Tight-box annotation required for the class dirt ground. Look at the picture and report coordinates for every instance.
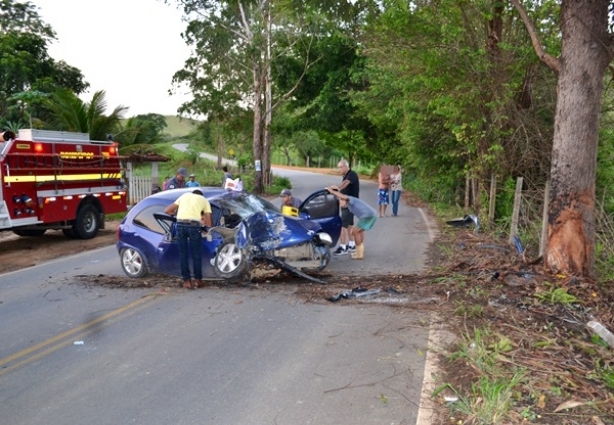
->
[2,186,613,424]
[0,222,121,274]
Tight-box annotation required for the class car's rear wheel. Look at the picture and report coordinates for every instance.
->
[214,240,248,281]
[120,247,148,278]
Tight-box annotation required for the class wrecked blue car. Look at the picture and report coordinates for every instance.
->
[116,187,342,282]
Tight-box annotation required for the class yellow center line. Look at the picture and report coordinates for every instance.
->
[0,292,166,374]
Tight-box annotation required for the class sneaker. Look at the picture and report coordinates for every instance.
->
[347,245,356,253]
[333,246,348,256]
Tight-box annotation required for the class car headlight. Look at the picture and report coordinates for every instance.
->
[314,232,332,246]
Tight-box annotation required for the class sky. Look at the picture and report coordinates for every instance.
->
[33,0,193,117]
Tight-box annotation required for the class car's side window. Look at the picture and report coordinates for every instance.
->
[132,205,167,235]
[302,193,339,219]
[210,205,221,225]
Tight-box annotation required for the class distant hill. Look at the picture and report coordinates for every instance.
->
[163,115,201,138]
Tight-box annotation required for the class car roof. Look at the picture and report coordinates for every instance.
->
[147,187,237,202]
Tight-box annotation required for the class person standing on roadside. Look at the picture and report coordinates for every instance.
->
[221,166,232,187]
[331,159,360,256]
[326,186,376,260]
[164,189,212,289]
[390,165,403,217]
[185,174,200,187]
[377,167,391,217]
[165,168,189,190]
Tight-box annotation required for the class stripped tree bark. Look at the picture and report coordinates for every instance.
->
[510,0,613,276]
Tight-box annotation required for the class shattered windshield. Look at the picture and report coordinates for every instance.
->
[216,193,280,219]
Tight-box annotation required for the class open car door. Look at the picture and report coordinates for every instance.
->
[298,189,342,246]
[152,212,223,278]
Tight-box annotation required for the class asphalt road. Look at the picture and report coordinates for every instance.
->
[0,167,435,425]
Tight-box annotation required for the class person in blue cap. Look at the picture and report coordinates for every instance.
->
[280,188,302,208]
[165,167,188,190]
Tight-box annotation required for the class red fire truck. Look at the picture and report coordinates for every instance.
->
[0,129,127,239]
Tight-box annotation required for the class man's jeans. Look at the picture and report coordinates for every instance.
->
[177,223,203,281]
[391,190,402,216]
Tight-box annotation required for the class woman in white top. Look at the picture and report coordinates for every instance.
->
[390,165,403,217]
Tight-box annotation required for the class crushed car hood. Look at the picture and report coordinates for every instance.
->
[236,211,323,251]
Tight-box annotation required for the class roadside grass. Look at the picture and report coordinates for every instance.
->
[426,207,614,424]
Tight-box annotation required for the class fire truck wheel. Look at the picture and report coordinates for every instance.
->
[120,248,148,278]
[13,229,47,237]
[75,204,100,239]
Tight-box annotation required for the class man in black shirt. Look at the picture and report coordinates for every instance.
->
[332,159,360,255]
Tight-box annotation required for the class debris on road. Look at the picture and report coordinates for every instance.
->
[446,214,479,230]
[326,287,381,302]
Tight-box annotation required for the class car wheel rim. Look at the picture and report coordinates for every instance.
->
[216,243,243,273]
[122,249,143,276]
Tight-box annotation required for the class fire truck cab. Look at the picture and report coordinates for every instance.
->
[0,129,127,239]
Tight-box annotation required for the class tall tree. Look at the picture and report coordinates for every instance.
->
[511,0,613,276]
[170,0,327,193]
[0,0,88,122]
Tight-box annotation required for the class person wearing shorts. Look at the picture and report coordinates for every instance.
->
[377,169,390,217]
[326,186,377,260]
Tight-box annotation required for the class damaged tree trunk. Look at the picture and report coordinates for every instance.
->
[546,1,610,276]
[512,0,612,277]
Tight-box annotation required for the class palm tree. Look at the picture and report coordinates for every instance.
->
[46,89,127,141]
[114,115,169,155]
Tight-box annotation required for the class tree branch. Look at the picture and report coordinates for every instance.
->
[509,0,560,73]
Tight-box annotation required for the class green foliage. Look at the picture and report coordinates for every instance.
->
[448,328,527,423]
[591,360,614,390]
[454,303,484,318]
[115,114,169,152]
[45,89,127,141]
[452,373,525,424]
[268,174,292,196]
[533,282,579,305]
[352,163,375,177]
[0,0,88,122]
[495,176,517,219]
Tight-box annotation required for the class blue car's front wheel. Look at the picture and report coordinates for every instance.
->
[214,240,248,281]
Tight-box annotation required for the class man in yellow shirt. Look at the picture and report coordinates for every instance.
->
[164,190,212,289]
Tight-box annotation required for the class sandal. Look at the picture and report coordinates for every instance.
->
[182,280,195,290]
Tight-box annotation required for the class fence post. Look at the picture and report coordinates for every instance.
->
[539,180,550,257]
[488,174,497,226]
[464,173,470,212]
[508,176,523,245]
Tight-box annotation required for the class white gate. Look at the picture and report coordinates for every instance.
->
[128,175,153,206]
